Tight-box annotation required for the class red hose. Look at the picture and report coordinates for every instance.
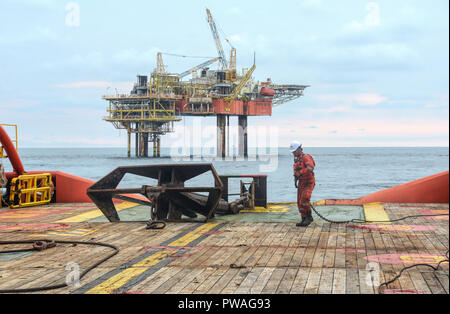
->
[0,125,25,176]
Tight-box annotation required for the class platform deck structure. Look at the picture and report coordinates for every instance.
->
[104,93,181,158]
[0,202,448,294]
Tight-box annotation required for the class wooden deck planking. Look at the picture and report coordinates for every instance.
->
[260,268,287,294]
[304,268,322,294]
[208,268,242,294]
[289,267,310,294]
[234,267,265,294]
[275,268,298,294]
[0,203,448,294]
[421,271,447,294]
[408,270,432,294]
[317,267,334,294]
[331,268,346,294]
[249,267,275,294]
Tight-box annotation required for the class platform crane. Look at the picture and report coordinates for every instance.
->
[224,63,256,112]
[156,52,166,74]
[206,8,228,70]
[178,57,221,78]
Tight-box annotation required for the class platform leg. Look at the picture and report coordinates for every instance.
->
[217,115,226,158]
[238,115,248,158]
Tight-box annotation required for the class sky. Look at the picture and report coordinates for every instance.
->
[0,0,448,148]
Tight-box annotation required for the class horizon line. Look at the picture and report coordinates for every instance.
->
[17,146,450,149]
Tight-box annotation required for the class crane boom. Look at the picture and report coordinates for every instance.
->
[156,52,166,74]
[224,63,256,112]
[229,64,256,100]
[178,57,221,78]
[206,8,228,69]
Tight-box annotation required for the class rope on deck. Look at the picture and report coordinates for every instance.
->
[0,240,119,294]
[378,250,449,294]
[310,204,449,224]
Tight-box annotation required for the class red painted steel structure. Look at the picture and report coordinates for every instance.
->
[321,171,449,205]
[0,125,25,177]
[174,98,274,116]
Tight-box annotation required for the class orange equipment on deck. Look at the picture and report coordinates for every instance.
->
[0,125,25,177]
[320,171,449,205]
[1,124,95,205]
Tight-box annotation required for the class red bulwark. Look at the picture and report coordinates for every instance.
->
[5,170,154,204]
[322,171,449,205]
[15,171,95,203]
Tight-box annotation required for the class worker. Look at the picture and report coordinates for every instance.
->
[290,141,316,227]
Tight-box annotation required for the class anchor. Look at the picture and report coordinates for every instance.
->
[87,164,226,223]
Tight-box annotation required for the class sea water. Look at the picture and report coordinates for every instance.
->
[2,147,448,203]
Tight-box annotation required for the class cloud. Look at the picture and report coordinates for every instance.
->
[229,34,243,43]
[52,81,135,95]
[53,81,133,90]
[0,99,41,109]
[112,48,159,64]
[345,2,381,32]
[43,48,161,70]
[351,93,388,106]
[275,115,449,147]
[0,26,58,44]
[308,106,352,114]
[315,93,388,107]
[312,43,418,71]
[227,7,242,16]
[28,136,124,146]
[299,0,323,9]
[4,0,59,9]
[425,95,449,109]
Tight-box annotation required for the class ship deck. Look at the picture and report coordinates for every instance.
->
[0,202,448,294]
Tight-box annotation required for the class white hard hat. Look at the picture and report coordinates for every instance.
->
[289,141,302,152]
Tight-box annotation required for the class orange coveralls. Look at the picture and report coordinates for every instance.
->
[294,153,316,218]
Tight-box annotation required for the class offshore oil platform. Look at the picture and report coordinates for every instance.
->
[103,9,309,158]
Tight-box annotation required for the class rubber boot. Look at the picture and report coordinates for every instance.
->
[296,212,313,227]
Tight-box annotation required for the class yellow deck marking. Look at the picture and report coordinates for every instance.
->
[85,223,221,293]
[168,222,220,247]
[363,202,390,224]
[85,251,174,294]
[241,205,291,213]
[400,254,449,265]
[56,202,138,223]
[312,200,326,206]
[0,209,69,220]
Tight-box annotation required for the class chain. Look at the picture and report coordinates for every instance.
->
[146,194,166,230]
